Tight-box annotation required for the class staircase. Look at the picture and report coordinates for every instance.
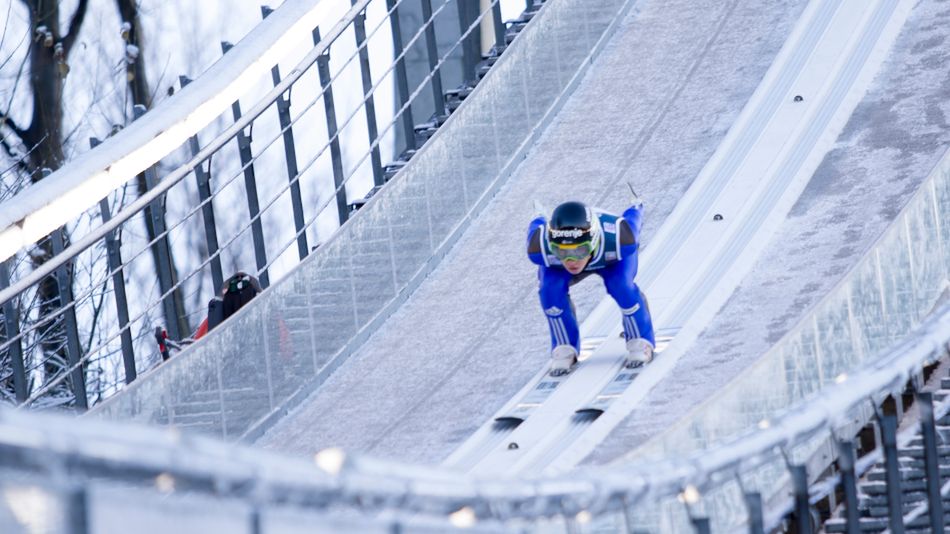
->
[824,373,950,533]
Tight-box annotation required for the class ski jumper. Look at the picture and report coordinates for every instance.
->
[526,205,655,352]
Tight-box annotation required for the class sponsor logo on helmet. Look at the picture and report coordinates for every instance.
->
[550,228,587,239]
[603,222,616,233]
[544,306,564,316]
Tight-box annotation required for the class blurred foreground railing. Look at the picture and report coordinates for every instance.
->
[3,301,950,533]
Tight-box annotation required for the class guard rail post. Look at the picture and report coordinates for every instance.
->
[313,28,350,226]
[65,485,89,534]
[351,0,386,188]
[491,0,505,51]
[180,75,225,293]
[881,413,904,533]
[132,105,183,341]
[221,41,270,289]
[386,0,416,153]
[790,464,812,534]
[456,0,477,83]
[98,195,137,385]
[420,0,446,117]
[691,516,711,534]
[836,439,861,534]
[262,5,310,261]
[92,138,137,385]
[50,224,87,410]
[917,391,944,532]
[744,491,765,534]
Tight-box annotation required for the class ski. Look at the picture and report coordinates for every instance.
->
[494,336,609,424]
[574,333,674,416]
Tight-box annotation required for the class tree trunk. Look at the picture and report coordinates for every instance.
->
[17,0,89,405]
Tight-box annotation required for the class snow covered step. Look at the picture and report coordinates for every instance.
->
[897,445,950,459]
[860,479,928,496]
[825,515,950,533]
[861,490,950,508]
[865,466,935,482]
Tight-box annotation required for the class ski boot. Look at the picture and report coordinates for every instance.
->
[549,344,578,377]
[624,338,654,369]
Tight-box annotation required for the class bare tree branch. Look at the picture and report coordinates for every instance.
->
[0,111,27,141]
[61,0,90,55]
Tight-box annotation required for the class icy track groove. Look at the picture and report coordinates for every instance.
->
[450,0,912,478]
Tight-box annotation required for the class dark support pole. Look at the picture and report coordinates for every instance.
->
[421,0,446,116]
[0,260,27,402]
[881,414,905,534]
[179,76,224,293]
[249,508,261,534]
[313,29,350,226]
[836,440,861,534]
[133,105,182,341]
[65,485,89,534]
[222,42,270,289]
[491,0,505,51]
[351,1,385,187]
[691,517,711,534]
[917,392,944,533]
[262,6,310,261]
[386,0,416,152]
[456,0,477,84]
[98,197,136,384]
[93,136,136,385]
[745,492,765,534]
[790,465,811,534]
[51,228,87,410]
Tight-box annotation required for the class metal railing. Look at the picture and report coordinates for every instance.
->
[3,300,950,533]
[0,0,539,409]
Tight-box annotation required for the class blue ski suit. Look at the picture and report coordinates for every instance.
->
[526,204,655,352]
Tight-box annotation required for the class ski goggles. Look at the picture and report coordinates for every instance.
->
[549,240,594,262]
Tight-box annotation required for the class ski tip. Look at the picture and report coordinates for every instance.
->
[494,416,525,427]
[574,408,604,419]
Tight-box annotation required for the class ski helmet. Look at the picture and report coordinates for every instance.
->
[547,201,600,261]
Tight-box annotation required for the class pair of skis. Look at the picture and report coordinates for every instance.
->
[495,333,670,424]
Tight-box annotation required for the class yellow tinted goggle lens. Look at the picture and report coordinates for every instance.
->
[550,241,592,260]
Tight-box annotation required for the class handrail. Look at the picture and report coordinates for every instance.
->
[0,0,369,304]
[0,0,369,264]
